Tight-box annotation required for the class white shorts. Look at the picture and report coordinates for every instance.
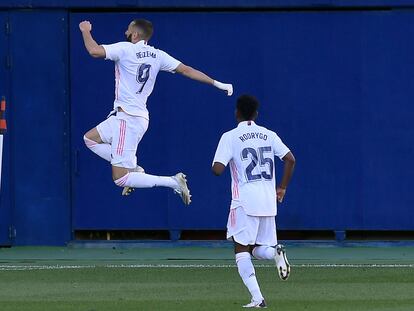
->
[226,206,277,246]
[96,112,149,169]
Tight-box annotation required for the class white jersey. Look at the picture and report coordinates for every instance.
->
[102,40,181,120]
[213,121,290,217]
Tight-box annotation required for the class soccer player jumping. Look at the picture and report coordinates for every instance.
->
[212,95,295,308]
[79,19,233,205]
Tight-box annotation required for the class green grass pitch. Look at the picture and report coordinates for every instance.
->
[0,245,413,311]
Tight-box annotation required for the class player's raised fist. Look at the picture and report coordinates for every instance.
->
[79,21,92,32]
[224,83,234,96]
[213,80,234,96]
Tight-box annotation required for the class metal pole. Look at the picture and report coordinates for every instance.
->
[0,96,7,191]
[0,134,3,191]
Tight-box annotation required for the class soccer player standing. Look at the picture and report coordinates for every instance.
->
[212,95,295,308]
[79,19,233,204]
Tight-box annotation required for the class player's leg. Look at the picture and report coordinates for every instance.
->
[83,117,145,174]
[227,208,266,308]
[83,126,111,162]
[254,216,290,280]
[234,242,266,308]
[113,168,191,204]
[121,165,145,196]
[85,124,145,195]
[252,219,277,260]
[252,244,276,260]
[115,115,148,196]
[113,167,179,189]
[110,114,191,204]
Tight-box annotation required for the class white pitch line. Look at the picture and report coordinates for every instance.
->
[296,264,414,268]
[0,263,413,271]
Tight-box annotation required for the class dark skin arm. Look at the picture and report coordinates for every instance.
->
[276,151,296,203]
[212,162,226,176]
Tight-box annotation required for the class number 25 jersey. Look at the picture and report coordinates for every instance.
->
[213,121,290,216]
[102,40,181,120]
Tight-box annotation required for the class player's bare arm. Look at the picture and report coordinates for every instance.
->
[175,63,233,96]
[212,162,226,176]
[175,63,214,84]
[79,21,106,58]
[277,151,296,203]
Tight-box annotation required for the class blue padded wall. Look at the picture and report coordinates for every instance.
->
[71,11,414,233]
[1,7,414,245]
[8,11,71,245]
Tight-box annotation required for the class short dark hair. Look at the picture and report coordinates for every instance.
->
[132,19,153,41]
[237,94,259,120]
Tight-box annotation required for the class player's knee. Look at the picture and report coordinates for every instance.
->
[83,134,96,148]
[112,166,129,179]
[113,172,130,187]
[234,241,251,254]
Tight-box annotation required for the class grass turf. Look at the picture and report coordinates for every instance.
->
[0,266,413,311]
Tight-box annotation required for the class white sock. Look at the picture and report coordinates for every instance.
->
[236,252,263,302]
[114,172,178,189]
[84,135,111,162]
[252,246,276,260]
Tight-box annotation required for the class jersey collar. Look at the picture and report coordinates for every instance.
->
[135,40,147,45]
[238,120,256,127]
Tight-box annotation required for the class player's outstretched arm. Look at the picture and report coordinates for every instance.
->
[79,21,106,58]
[175,63,233,96]
[277,152,296,203]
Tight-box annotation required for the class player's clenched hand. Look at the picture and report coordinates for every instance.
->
[276,187,286,203]
[213,80,233,96]
[79,21,92,32]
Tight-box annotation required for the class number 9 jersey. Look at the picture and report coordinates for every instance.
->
[102,41,181,120]
[212,121,290,216]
